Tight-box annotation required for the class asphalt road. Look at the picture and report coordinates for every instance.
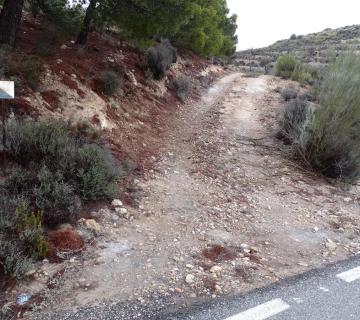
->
[29,256,360,320]
[162,255,360,320]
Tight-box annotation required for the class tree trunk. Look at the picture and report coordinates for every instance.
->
[76,0,98,45]
[0,0,25,47]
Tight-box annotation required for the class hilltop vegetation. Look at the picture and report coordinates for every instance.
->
[233,24,360,73]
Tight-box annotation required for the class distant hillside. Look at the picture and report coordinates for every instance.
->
[233,25,360,73]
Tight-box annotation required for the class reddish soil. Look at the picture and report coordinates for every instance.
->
[9,14,217,174]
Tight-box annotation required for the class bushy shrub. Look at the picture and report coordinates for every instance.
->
[275,54,297,78]
[100,71,122,95]
[170,76,191,101]
[3,119,120,225]
[278,98,313,144]
[280,54,360,181]
[0,199,48,278]
[21,56,44,90]
[69,144,119,200]
[281,87,298,101]
[300,54,360,180]
[147,39,177,80]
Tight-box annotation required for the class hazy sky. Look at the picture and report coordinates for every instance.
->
[227,0,360,50]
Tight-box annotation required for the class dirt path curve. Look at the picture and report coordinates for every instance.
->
[29,73,360,318]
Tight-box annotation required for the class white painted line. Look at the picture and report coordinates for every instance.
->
[224,298,290,320]
[336,266,360,283]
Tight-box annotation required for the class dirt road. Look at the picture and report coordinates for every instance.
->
[28,73,360,319]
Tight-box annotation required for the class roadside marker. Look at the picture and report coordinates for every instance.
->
[336,266,360,283]
[224,298,290,320]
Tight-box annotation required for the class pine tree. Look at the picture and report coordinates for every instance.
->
[0,0,25,47]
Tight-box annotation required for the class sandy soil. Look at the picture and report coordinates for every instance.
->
[26,73,360,317]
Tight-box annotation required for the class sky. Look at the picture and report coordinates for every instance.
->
[227,0,360,50]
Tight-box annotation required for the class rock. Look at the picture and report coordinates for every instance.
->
[313,227,319,233]
[25,269,37,277]
[186,264,194,269]
[112,199,123,207]
[205,229,233,244]
[210,266,222,274]
[325,239,337,251]
[214,284,222,294]
[60,44,68,50]
[84,219,101,233]
[16,293,32,306]
[185,274,195,284]
[298,262,309,267]
[120,208,128,214]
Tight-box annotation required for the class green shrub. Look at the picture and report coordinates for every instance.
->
[71,144,119,200]
[170,76,191,102]
[281,54,360,181]
[0,199,48,278]
[21,56,44,91]
[34,166,76,224]
[6,120,69,164]
[100,71,122,95]
[3,120,120,225]
[275,54,297,78]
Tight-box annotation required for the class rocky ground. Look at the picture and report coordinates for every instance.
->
[14,73,360,319]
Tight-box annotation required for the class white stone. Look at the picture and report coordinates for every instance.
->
[112,199,123,207]
[185,274,195,284]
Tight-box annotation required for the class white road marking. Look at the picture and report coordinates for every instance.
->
[336,266,360,283]
[224,298,290,320]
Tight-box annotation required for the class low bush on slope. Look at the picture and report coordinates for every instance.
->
[279,53,360,181]
[0,119,120,277]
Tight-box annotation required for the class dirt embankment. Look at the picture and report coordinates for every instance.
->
[25,73,359,319]
[5,15,225,171]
